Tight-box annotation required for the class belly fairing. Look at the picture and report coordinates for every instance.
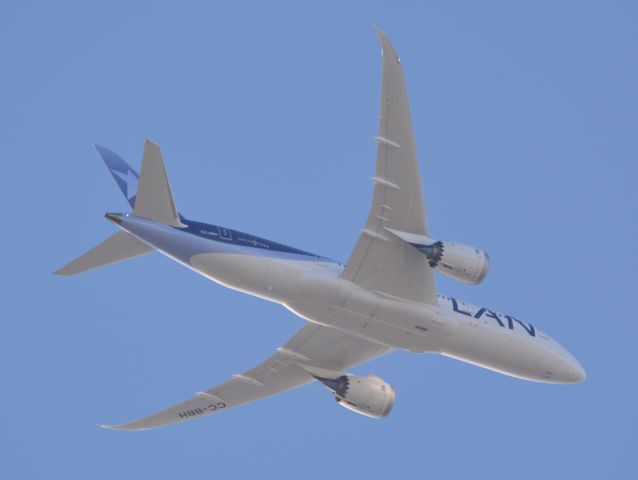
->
[189,253,330,303]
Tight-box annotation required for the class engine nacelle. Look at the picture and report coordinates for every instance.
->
[317,374,396,419]
[421,240,489,285]
[386,228,489,285]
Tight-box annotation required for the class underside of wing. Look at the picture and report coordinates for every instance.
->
[101,324,388,430]
[55,231,154,276]
[342,27,437,305]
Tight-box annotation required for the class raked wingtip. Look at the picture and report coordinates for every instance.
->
[98,422,139,431]
[144,138,160,149]
[373,26,400,63]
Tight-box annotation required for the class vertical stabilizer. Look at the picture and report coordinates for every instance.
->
[95,145,140,209]
[133,140,185,227]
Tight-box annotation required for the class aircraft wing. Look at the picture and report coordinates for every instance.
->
[101,324,388,430]
[342,27,437,305]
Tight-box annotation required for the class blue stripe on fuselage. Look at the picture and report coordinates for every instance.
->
[177,217,337,263]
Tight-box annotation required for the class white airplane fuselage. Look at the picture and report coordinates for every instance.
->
[110,213,585,385]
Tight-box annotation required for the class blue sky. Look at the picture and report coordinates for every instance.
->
[2,1,636,478]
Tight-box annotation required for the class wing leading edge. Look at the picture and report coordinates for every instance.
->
[342,27,437,305]
[101,324,388,430]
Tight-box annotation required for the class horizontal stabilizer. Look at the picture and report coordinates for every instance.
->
[55,231,154,276]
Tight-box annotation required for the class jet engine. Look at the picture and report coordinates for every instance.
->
[386,229,489,285]
[418,240,489,285]
[317,374,396,418]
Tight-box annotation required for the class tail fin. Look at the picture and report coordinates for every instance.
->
[133,140,185,227]
[55,231,153,276]
[96,140,184,228]
[95,145,140,209]
[56,139,184,276]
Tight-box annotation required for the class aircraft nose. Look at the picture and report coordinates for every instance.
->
[554,353,586,384]
[571,359,586,383]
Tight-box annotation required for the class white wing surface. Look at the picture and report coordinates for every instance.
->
[342,27,437,305]
[55,231,154,276]
[102,324,388,430]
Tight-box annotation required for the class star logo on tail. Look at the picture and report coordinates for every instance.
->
[112,168,139,200]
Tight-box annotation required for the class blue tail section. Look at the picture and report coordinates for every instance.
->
[95,145,140,209]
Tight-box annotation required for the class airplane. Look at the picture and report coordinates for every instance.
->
[56,27,585,430]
